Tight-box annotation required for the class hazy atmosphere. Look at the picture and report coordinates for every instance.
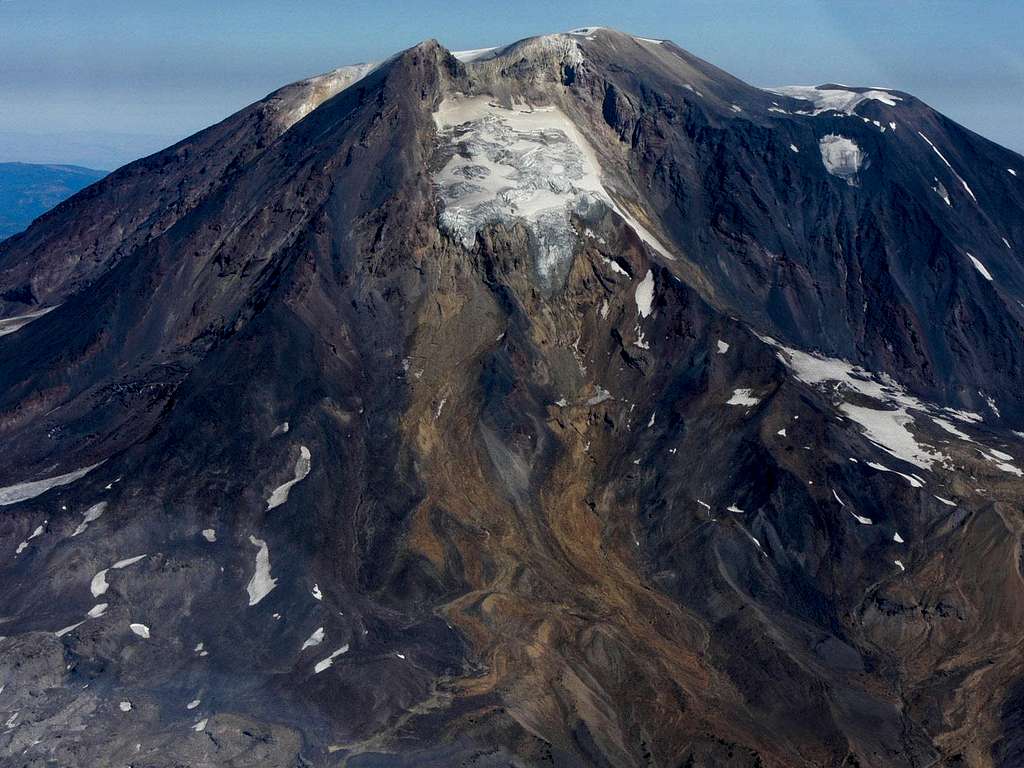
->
[2,0,1022,169]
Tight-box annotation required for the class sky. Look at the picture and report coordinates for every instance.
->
[1,0,1022,169]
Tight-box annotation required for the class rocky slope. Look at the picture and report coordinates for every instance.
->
[1,27,1023,768]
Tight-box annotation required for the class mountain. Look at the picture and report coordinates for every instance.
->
[1,27,1023,768]
[0,162,107,241]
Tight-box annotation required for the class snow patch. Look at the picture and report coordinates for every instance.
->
[201,529,217,543]
[818,134,863,182]
[635,270,654,318]
[302,627,325,651]
[0,462,104,506]
[766,85,901,115]
[966,253,993,281]
[918,132,977,203]
[246,535,277,606]
[726,389,759,407]
[129,623,150,639]
[266,446,311,510]
[314,644,349,674]
[72,502,107,537]
[716,340,730,354]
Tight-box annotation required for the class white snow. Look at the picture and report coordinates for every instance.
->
[193,718,208,732]
[270,421,290,437]
[932,179,951,206]
[726,504,744,514]
[866,460,924,488]
[1003,238,1012,250]
[776,428,787,437]
[312,583,323,600]
[831,489,845,506]
[0,306,57,336]
[112,554,147,570]
[72,502,107,537]
[55,621,85,638]
[634,36,664,45]
[894,560,905,572]
[119,701,132,712]
[893,532,904,543]
[934,495,957,507]
[246,535,277,606]
[129,623,150,639]
[586,386,612,406]
[730,104,743,113]
[726,389,760,407]
[90,570,109,598]
[716,340,730,354]
[818,134,864,182]
[301,627,325,651]
[280,62,379,130]
[0,462,104,506]
[201,528,217,543]
[86,603,108,619]
[917,132,977,203]
[766,340,961,471]
[187,699,201,710]
[453,46,500,62]
[646,413,655,428]
[635,270,654,318]
[965,253,993,281]
[313,644,349,674]
[848,510,873,525]
[766,85,901,115]
[266,445,311,510]
[789,144,799,153]
[432,96,673,285]
[1009,168,1018,177]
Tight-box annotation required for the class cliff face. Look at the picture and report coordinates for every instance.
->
[1,28,1023,768]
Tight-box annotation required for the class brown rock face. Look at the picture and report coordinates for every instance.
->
[1,28,1023,768]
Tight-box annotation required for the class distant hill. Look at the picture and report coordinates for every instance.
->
[0,162,106,240]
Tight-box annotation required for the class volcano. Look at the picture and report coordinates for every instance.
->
[2,27,1024,768]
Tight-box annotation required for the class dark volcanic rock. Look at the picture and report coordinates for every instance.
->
[1,27,1023,768]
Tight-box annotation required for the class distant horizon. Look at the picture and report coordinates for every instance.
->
[2,1,1022,169]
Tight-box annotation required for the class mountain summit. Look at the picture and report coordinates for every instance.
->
[1,27,1023,768]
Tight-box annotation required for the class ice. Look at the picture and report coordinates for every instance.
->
[586,386,612,406]
[313,644,349,674]
[86,603,108,619]
[716,340,730,354]
[201,529,216,543]
[1009,168,1018,177]
[848,510,873,525]
[0,306,57,337]
[112,554,146,569]
[453,47,500,62]
[91,570,109,598]
[893,532,904,543]
[279,63,379,130]
[72,502,107,537]
[894,560,905,572]
[301,627,325,650]
[312,583,323,600]
[0,462,104,506]
[55,621,85,638]
[266,445,311,510]
[866,461,924,488]
[818,135,863,182]
[193,718,208,732]
[932,179,951,206]
[726,389,759,407]
[1003,238,1012,250]
[187,699,200,710]
[766,85,901,115]
[917,132,977,203]
[433,97,674,286]
[934,495,956,507]
[730,104,743,113]
[270,421,289,437]
[635,270,654,318]
[129,623,150,639]
[777,428,787,437]
[119,701,132,712]
[634,36,664,44]
[966,253,993,281]
[246,535,277,606]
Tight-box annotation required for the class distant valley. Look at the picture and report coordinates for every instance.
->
[0,162,106,240]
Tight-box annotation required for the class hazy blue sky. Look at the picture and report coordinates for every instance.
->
[2,0,1022,169]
